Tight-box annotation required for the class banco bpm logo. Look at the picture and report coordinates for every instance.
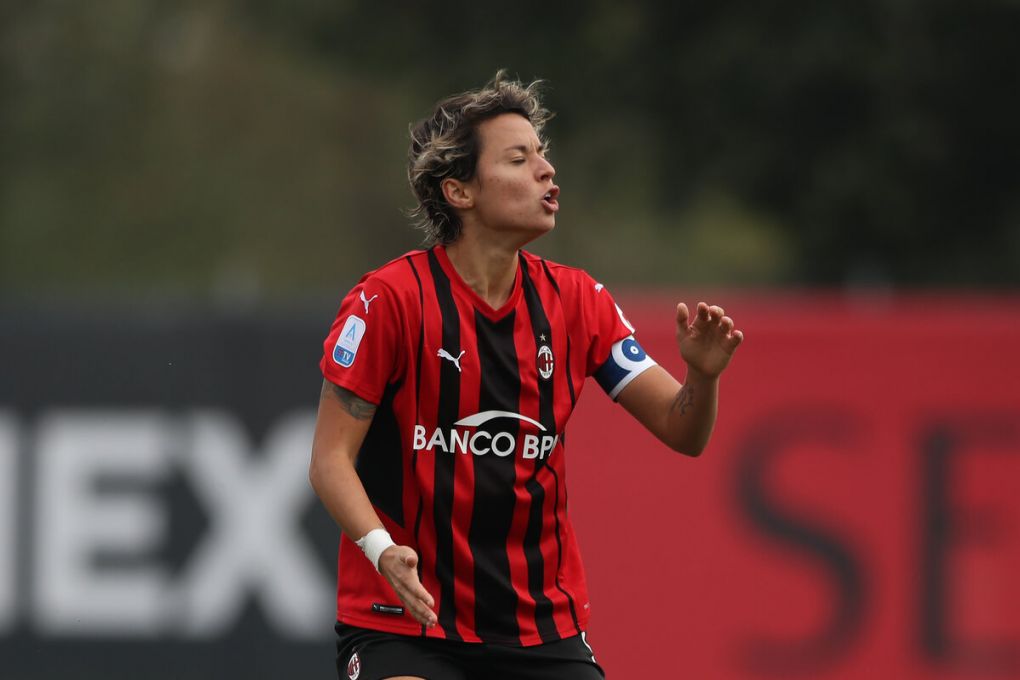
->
[412,410,559,460]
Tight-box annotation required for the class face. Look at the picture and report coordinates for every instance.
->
[451,113,559,243]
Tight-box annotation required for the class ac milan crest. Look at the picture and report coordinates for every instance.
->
[537,344,554,380]
[347,651,361,680]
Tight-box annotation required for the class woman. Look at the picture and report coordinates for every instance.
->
[310,71,743,680]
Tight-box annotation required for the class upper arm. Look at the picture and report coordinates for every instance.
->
[314,275,405,469]
[319,276,404,405]
[311,379,377,470]
[615,365,683,445]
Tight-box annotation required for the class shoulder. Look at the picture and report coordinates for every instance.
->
[356,249,430,295]
[336,250,431,326]
[519,251,601,296]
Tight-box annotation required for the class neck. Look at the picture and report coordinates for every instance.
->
[443,230,521,309]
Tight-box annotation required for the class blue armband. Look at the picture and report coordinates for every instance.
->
[594,336,657,400]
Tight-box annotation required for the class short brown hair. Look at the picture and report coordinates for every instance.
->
[407,70,552,245]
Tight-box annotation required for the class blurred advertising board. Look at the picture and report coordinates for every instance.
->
[573,293,1020,679]
[0,293,1017,678]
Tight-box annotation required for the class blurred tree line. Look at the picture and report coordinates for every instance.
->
[1,0,1018,302]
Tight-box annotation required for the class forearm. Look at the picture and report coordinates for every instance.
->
[309,379,385,541]
[611,301,740,456]
[663,367,719,456]
[310,379,436,624]
[309,416,434,625]
[309,451,384,540]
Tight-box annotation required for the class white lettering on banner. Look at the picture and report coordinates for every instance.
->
[3,409,332,640]
[175,411,331,639]
[0,412,16,632]
[33,412,172,636]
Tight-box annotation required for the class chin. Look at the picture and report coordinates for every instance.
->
[519,221,555,246]
[501,219,552,246]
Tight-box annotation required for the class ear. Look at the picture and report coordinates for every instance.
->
[441,178,474,210]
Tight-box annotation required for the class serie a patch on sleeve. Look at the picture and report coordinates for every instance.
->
[332,315,367,367]
[594,335,657,400]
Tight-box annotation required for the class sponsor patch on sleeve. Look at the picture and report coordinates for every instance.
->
[332,315,367,368]
[594,335,657,400]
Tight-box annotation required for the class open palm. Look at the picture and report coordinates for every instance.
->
[676,302,743,378]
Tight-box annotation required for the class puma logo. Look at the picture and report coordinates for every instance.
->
[359,290,379,314]
[437,348,466,373]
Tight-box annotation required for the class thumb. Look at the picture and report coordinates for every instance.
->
[676,303,691,339]
[401,550,418,570]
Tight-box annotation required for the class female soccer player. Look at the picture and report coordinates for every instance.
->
[310,71,743,680]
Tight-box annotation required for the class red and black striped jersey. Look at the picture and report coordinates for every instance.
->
[320,245,652,646]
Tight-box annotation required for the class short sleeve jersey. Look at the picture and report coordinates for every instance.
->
[320,245,655,646]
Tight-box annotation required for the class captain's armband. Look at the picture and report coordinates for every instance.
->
[594,336,657,400]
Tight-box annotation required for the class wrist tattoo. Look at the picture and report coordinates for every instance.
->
[321,380,377,420]
[672,384,694,416]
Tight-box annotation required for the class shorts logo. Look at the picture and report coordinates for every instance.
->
[347,651,361,680]
[537,344,554,380]
[333,315,366,368]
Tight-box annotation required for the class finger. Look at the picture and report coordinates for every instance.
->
[719,316,734,335]
[708,305,725,322]
[393,554,435,609]
[692,302,712,331]
[676,302,690,326]
[405,576,435,610]
[392,580,437,626]
[675,303,690,338]
[382,548,438,625]
[391,573,436,621]
[726,329,744,350]
[406,593,436,626]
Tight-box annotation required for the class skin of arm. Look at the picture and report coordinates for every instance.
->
[309,379,437,626]
[616,302,743,456]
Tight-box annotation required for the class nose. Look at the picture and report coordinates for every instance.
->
[537,155,555,181]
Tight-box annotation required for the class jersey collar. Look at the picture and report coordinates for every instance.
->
[434,245,524,321]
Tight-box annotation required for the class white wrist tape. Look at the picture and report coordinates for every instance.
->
[355,528,396,573]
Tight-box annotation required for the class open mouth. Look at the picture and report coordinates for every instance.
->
[541,186,560,213]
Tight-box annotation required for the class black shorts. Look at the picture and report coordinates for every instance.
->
[335,622,606,680]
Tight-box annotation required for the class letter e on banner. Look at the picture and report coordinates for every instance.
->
[0,412,15,632]
[33,411,172,636]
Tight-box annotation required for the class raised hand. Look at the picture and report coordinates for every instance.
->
[378,545,437,628]
[676,302,743,379]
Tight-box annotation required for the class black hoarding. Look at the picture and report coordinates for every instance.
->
[0,304,342,678]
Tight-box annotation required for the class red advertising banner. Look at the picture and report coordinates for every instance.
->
[569,293,1020,679]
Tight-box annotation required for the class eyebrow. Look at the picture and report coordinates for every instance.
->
[503,143,548,154]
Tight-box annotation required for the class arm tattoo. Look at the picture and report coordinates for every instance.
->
[321,380,377,420]
[671,384,695,417]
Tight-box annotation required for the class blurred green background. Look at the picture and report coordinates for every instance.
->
[2,0,1019,302]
